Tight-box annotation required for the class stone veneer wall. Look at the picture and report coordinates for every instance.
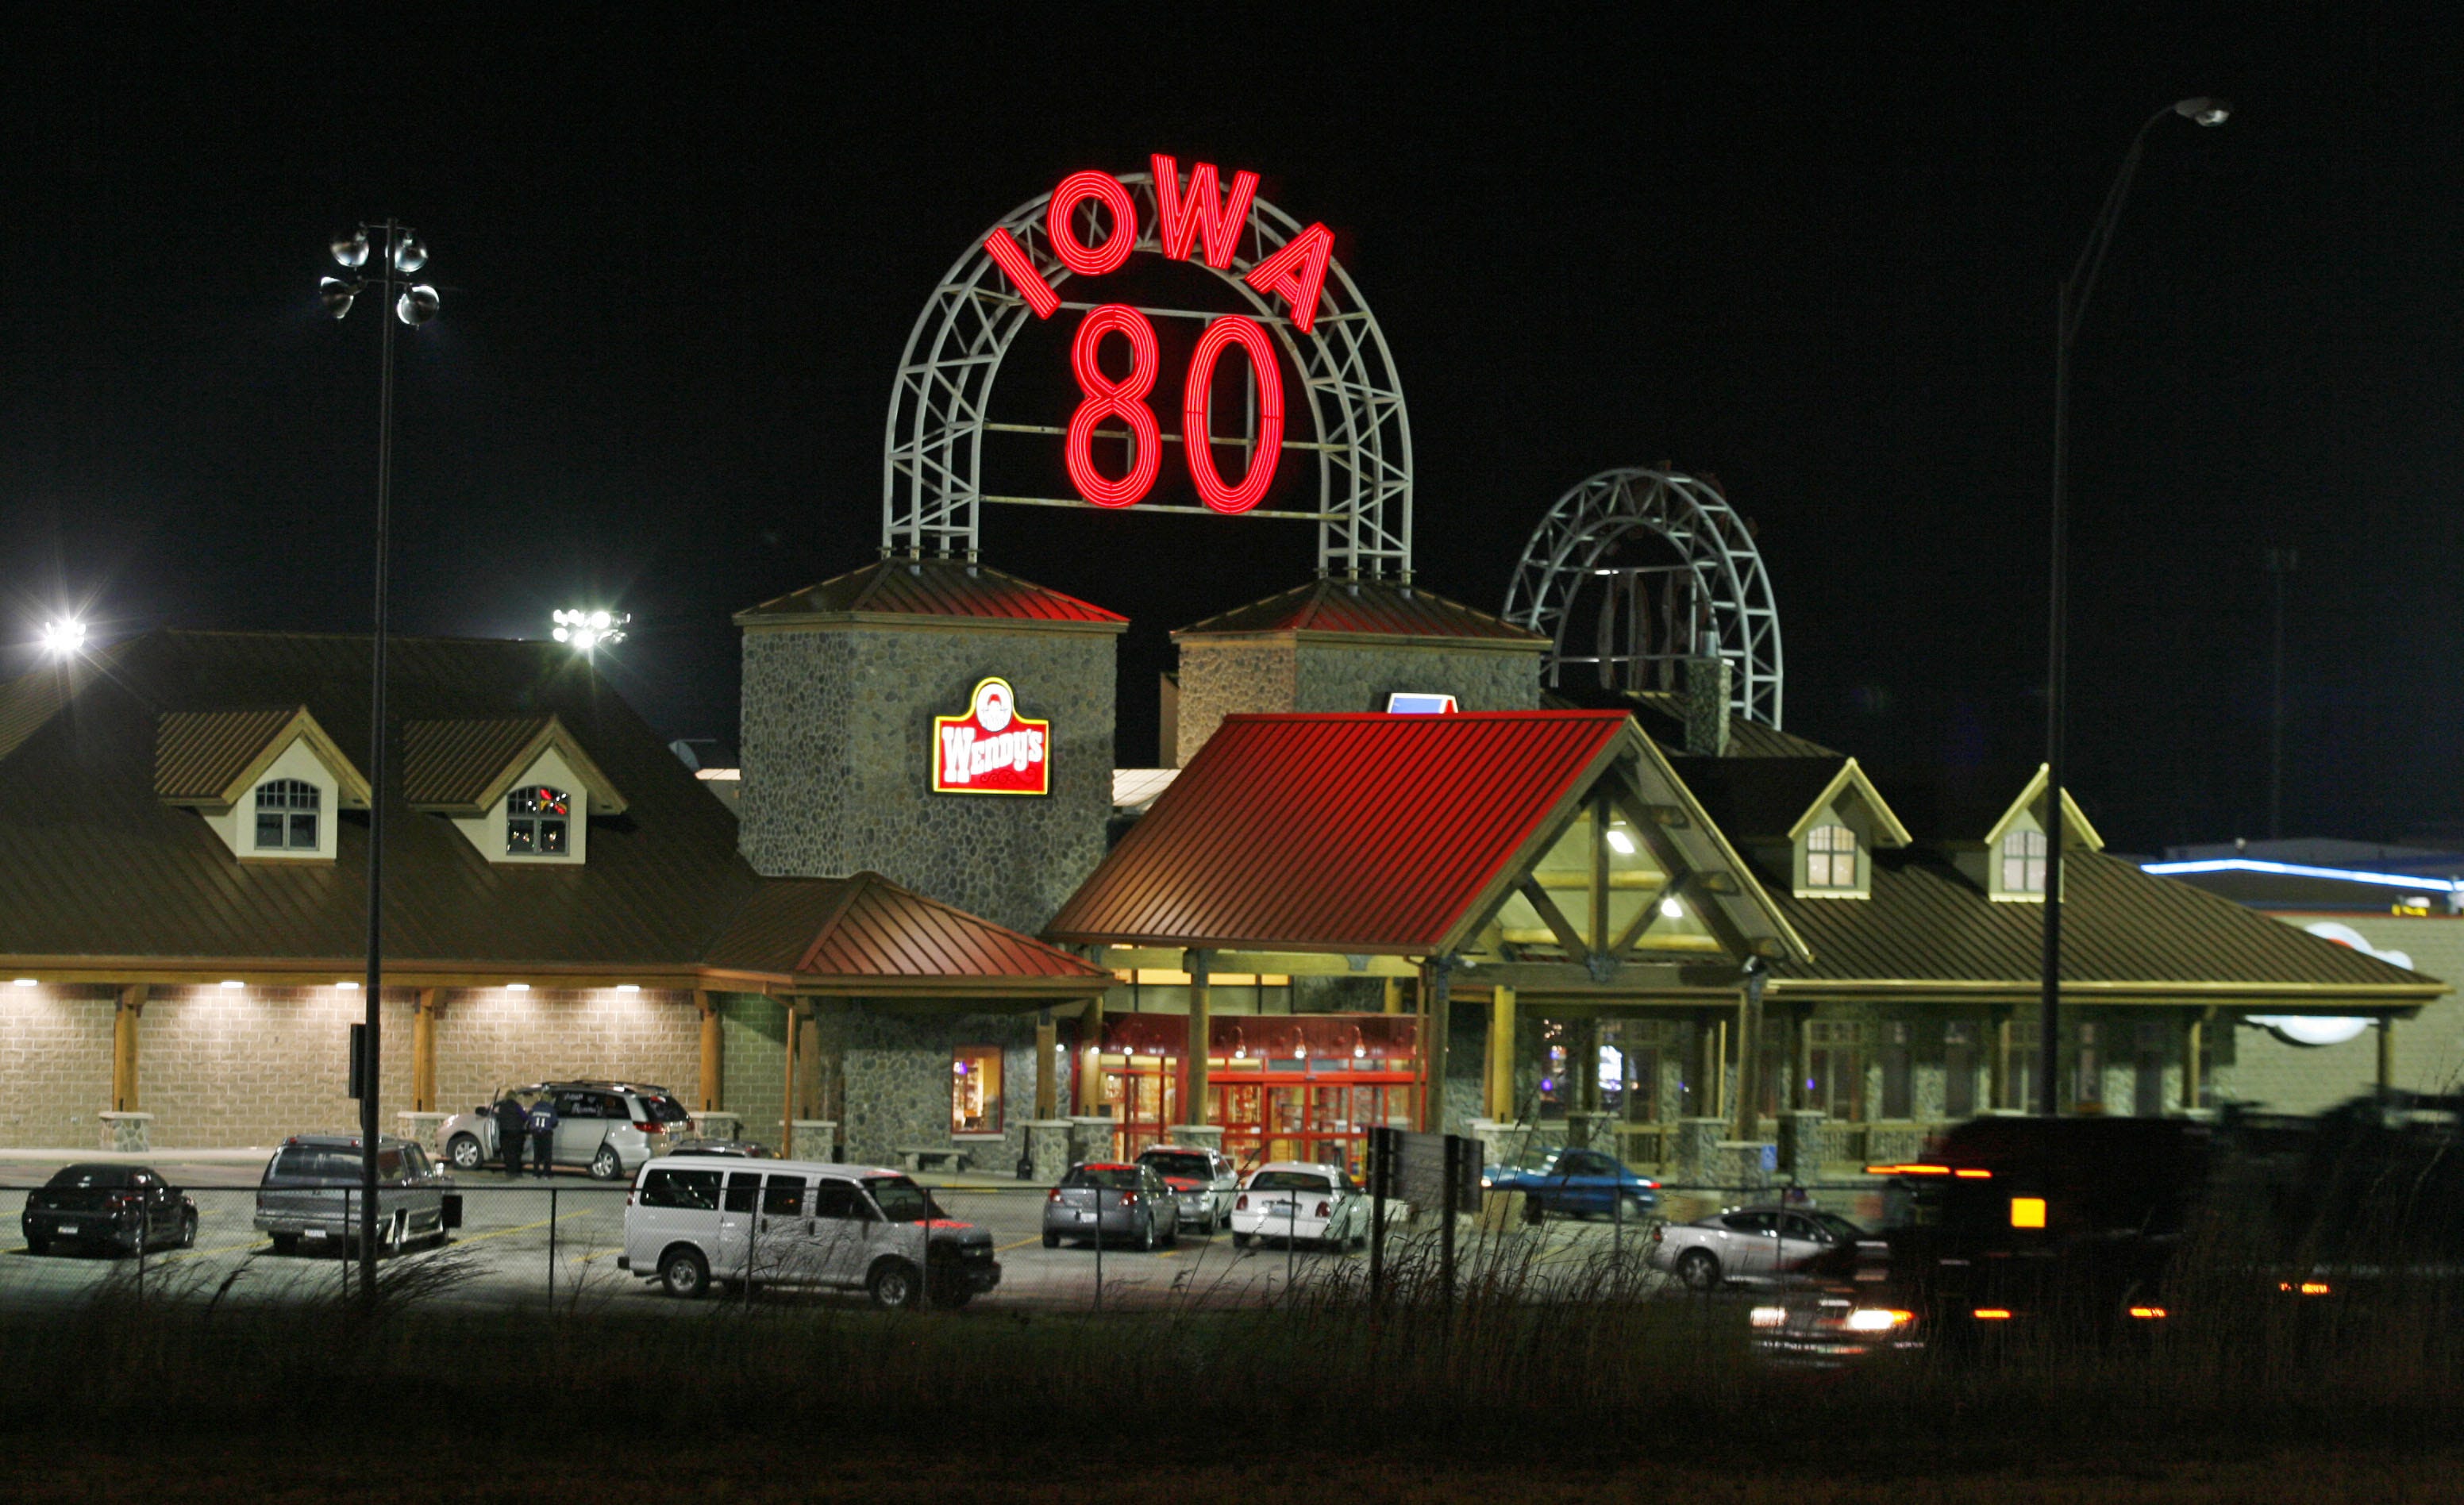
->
[1175,636,1541,766]
[820,1008,1040,1171]
[738,619,1117,935]
[1,987,116,1149]
[430,987,699,1121]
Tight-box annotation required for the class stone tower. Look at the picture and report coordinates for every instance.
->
[735,559,1126,935]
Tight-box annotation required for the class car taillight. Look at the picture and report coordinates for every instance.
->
[1315,1200,1330,1218]
[635,1122,662,1134]
[1235,1194,1249,1211]
[1118,1191,1135,1207]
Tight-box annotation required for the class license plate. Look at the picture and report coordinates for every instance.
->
[57,1223,78,1235]
[1075,1211,1094,1222]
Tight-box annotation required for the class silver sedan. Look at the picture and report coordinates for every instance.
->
[1041,1162,1180,1251]
[1646,1205,1866,1290]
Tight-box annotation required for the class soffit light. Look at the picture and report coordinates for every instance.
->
[615,983,641,993]
[11,979,37,988]
[220,980,245,990]
[505,983,531,992]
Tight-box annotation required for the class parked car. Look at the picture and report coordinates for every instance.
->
[1481,1146,1661,1221]
[618,1154,1000,1307]
[438,1080,691,1180]
[1138,1144,1239,1233]
[1041,1162,1179,1250]
[1646,1205,1868,1291]
[1230,1161,1369,1251]
[669,1137,772,1159]
[20,1164,196,1256]
[253,1135,455,1256]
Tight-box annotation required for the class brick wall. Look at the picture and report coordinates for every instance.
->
[431,987,700,1119]
[718,993,787,1145]
[140,986,412,1149]
[0,986,114,1149]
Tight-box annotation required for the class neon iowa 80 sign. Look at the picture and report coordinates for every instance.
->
[882,156,1415,581]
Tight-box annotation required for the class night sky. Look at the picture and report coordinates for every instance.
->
[4,10,2457,856]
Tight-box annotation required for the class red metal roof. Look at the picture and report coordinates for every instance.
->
[706,872,1111,988]
[1046,711,1632,953]
[1172,579,1545,643]
[736,560,1126,627]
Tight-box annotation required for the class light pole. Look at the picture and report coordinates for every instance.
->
[321,222,441,1299]
[2040,99,2227,1115]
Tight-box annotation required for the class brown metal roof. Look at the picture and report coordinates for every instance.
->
[1771,849,2441,1001]
[735,559,1127,627]
[1667,756,1851,842]
[1172,579,1546,644]
[154,709,311,802]
[1047,711,1632,953]
[398,716,626,814]
[706,872,1111,988]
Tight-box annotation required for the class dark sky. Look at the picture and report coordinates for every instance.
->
[3,9,2458,854]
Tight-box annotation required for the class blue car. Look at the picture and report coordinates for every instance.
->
[1482,1146,1660,1220]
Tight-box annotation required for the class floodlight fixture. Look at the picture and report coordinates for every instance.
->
[38,618,85,656]
[552,607,629,650]
[395,283,440,326]
[392,234,428,273]
[320,277,359,318]
[332,229,370,268]
[2174,97,2232,126]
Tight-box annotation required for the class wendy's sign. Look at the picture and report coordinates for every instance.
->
[933,677,1050,796]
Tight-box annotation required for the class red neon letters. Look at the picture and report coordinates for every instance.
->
[1182,315,1285,514]
[1150,154,1258,270]
[983,229,1059,318]
[1242,222,1334,335]
[1065,304,1163,508]
[1046,170,1138,278]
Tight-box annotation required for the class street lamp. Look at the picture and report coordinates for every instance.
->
[551,608,629,651]
[2040,99,2228,1116]
[321,220,441,1299]
[38,618,85,657]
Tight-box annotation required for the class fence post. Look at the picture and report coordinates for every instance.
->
[548,1185,557,1306]
[1369,1127,1388,1309]
[1441,1134,1460,1314]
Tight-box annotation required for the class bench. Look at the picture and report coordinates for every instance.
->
[895,1146,974,1175]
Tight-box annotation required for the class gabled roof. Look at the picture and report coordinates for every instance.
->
[734,559,1126,629]
[1047,710,1806,961]
[1173,578,1546,647]
[1880,764,2103,851]
[155,706,373,810]
[1670,756,1912,848]
[1769,849,2442,1006]
[402,714,628,815]
[1984,764,2104,851]
[703,872,1112,995]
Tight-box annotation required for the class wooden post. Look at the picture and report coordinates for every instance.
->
[2377,1015,2397,1096]
[1035,1010,1059,1120]
[696,991,722,1112]
[1382,976,1403,1014]
[1734,984,1762,1141]
[410,987,440,1113]
[1078,993,1106,1115]
[1184,951,1211,1126]
[1990,1015,2012,1111]
[112,984,146,1112]
[780,997,801,1150]
[2181,1010,2204,1114]
[1786,1006,1810,1113]
[1424,961,1453,1133]
[1573,1017,1601,1114]
[1486,986,1518,1120]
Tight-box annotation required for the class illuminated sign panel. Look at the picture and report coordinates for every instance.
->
[1385,693,1459,714]
[933,678,1050,796]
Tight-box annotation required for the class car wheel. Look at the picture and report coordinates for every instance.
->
[447,1134,483,1171]
[589,1144,623,1181]
[868,1259,920,1310]
[179,1211,198,1249]
[1677,1249,1721,1292]
[22,1234,48,1257]
[1233,1231,1253,1249]
[659,1245,710,1299]
[1138,1215,1158,1253]
[1163,1216,1179,1248]
[1042,1232,1061,1249]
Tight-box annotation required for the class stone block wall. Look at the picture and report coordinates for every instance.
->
[824,1007,1040,1172]
[1174,641,1296,766]
[430,987,699,1119]
[739,620,1118,935]
[1174,636,1542,766]
[0,987,114,1149]
[141,986,413,1149]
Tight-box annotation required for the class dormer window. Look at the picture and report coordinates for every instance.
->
[254,779,320,851]
[2001,829,2047,893]
[506,786,571,856]
[1805,825,1858,889]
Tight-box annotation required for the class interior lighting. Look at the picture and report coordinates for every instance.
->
[1844,1308,1913,1333]
[39,618,86,656]
[1659,896,1684,919]
[1605,829,1636,855]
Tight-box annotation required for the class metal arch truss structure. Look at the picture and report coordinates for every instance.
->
[883,171,1414,580]
[1503,468,1784,729]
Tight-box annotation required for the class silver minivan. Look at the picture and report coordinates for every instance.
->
[439,1080,691,1180]
[619,1154,1000,1308]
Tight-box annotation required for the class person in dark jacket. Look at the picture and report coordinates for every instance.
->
[527,1093,560,1178]
[491,1091,529,1177]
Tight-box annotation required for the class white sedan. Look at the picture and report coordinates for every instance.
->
[1229,1161,1369,1251]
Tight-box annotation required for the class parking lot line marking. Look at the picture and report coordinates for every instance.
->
[995,1235,1041,1252]
[575,1245,625,1264]
[449,1209,594,1247]
[165,1237,270,1261]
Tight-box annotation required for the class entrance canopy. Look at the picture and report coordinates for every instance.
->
[1047,710,1808,995]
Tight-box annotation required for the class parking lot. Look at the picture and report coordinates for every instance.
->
[0,1153,1776,1314]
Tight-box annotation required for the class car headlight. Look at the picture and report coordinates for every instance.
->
[1749,1307,1788,1329]
[1844,1308,1913,1333]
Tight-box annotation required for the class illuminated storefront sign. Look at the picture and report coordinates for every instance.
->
[1385,693,1458,714]
[933,677,1049,796]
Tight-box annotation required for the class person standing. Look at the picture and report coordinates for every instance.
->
[491,1091,529,1178]
[527,1092,560,1179]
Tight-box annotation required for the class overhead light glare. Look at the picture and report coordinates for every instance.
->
[552,608,628,649]
[39,618,86,656]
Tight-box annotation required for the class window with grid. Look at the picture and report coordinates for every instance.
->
[1805,825,1859,888]
[253,779,319,850]
[2001,829,2048,893]
[506,786,570,855]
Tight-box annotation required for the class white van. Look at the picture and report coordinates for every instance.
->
[618,1153,1000,1307]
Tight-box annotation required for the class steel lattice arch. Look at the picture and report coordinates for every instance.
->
[882,171,1414,579]
[1503,468,1784,729]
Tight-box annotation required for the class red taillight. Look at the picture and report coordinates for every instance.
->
[1118,1191,1135,1207]
[1315,1200,1330,1218]
[635,1122,662,1134]
[1236,1194,1249,1211]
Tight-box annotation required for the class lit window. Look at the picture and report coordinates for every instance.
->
[952,1046,1003,1135]
[506,786,570,856]
[1805,825,1858,888]
[2002,829,2047,893]
[254,779,320,851]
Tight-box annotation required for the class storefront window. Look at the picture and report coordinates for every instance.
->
[1943,1022,1977,1118]
[951,1046,1003,1135]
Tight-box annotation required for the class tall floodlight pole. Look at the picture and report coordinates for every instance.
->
[2040,100,2227,1115]
[320,223,441,1300]
[2265,547,2298,839]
